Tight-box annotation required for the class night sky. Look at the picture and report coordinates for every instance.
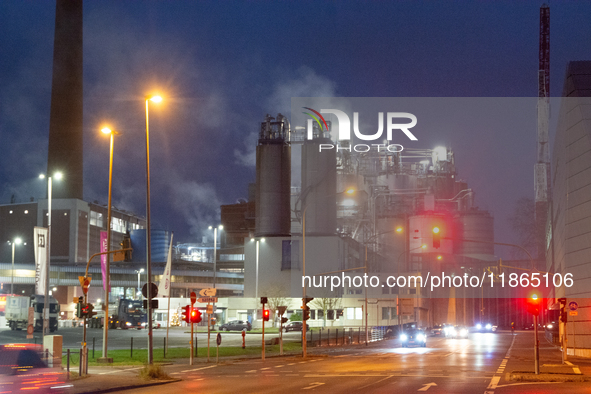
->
[1,1,591,250]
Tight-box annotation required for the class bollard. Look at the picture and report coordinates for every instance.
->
[79,349,82,376]
[67,349,70,380]
[130,337,133,359]
[311,330,313,347]
[358,327,361,344]
[328,329,330,346]
[194,335,198,357]
[336,329,339,346]
[85,347,89,374]
[93,337,95,359]
[319,329,322,347]
[164,337,166,358]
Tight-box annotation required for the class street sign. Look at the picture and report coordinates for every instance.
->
[216,332,222,346]
[569,301,579,311]
[569,311,578,316]
[398,298,414,316]
[142,282,158,299]
[26,324,34,338]
[260,297,268,304]
[277,306,287,316]
[78,276,91,294]
[206,304,213,314]
[28,307,34,326]
[199,288,216,297]
[112,250,125,262]
[190,292,197,305]
[198,297,218,303]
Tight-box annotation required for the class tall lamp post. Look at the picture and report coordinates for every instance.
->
[301,187,355,358]
[39,172,62,338]
[208,225,224,291]
[99,127,117,363]
[11,238,22,294]
[135,269,144,299]
[145,94,162,365]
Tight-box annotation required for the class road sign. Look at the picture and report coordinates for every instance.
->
[112,250,125,262]
[206,304,213,314]
[216,333,222,346]
[142,282,158,299]
[26,324,33,339]
[190,292,197,305]
[199,288,216,297]
[570,311,578,316]
[278,306,287,316]
[78,276,91,294]
[569,301,578,311]
[260,297,268,304]
[398,298,414,316]
[198,297,218,303]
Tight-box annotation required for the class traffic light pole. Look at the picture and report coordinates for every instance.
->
[534,314,540,374]
[190,318,194,366]
[82,293,87,376]
[262,301,265,361]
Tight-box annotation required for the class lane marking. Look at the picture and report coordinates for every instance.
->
[487,376,501,390]
[495,382,563,388]
[275,365,284,368]
[191,365,218,371]
[260,367,271,370]
[303,382,325,390]
[304,374,491,379]
[573,367,582,374]
[359,375,393,389]
[246,370,256,373]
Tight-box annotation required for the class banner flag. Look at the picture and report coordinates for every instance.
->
[100,231,109,291]
[158,233,173,297]
[33,227,48,295]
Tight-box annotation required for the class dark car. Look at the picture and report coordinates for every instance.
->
[430,324,444,337]
[0,344,71,393]
[220,320,252,331]
[283,321,310,332]
[400,329,427,347]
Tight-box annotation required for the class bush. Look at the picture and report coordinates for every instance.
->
[138,364,172,381]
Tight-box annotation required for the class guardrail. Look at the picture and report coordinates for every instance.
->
[306,325,394,347]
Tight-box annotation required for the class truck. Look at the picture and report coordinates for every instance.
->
[5,294,59,332]
[89,298,147,330]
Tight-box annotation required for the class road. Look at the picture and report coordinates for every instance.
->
[0,326,307,350]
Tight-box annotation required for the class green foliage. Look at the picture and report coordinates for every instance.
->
[139,364,172,380]
[290,312,302,321]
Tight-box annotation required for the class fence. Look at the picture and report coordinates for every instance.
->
[306,326,394,347]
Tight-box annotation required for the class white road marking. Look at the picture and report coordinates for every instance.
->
[190,365,218,371]
[260,367,271,370]
[573,367,582,374]
[275,365,284,368]
[303,382,325,390]
[495,382,563,388]
[418,382,437,391]
[246,370,256,373]
[487,376,501,390]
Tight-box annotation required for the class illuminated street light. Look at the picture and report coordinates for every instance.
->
[11,237,22,294]
[145,94,162,365]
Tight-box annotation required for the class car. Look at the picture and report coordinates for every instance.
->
[0,343,71,393]
[448,326,469,339]
[430,324,444,337]
[220,320,252,331]
[475,323,494,332]
[283,321,310,332]
[400,329,427,347]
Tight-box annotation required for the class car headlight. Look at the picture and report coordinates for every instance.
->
[547,324,553,329]
[485,324,492,330]
[400,334,408,341]
[126,322,131,326]
[460,329,468,336]
[476,324,482,329]
[141,322,147,326]
[417,334,425,341]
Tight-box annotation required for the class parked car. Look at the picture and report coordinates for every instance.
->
[0,343,71,393]
[220,320,252,331]
[400,328,427,347]
[283,321,310,332]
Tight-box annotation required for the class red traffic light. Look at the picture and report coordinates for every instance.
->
[432,226,441,249]
[190,308,202,324]
[263,309,270,321]
[181,305,191,323]
[526,295,540,316]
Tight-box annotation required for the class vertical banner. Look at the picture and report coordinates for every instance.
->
[33,227,48,295]
[158,233,173,298]
[100,231,109,291]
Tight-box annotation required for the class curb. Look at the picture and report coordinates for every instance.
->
[510,371,590,383]
[73,378,182,394]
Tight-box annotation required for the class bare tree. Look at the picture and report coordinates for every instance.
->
[508,197,536,259]
[262,284,291,327]
[311,297,342,327]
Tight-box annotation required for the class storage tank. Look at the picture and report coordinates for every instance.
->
[454,210,494,257]
[129,229,172,263]
[301,135,337,235]
[255,114,291,237]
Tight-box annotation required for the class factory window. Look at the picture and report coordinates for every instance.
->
[112,218,127,233]
[90,211,103,228]
[281,240,300,270]
[382,307,389,320]
[382,283,389,294]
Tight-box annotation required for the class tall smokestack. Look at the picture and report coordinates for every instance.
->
[47,0,83,200]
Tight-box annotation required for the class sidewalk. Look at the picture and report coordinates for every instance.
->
[506,331,591,382]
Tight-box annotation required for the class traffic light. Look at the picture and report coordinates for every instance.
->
[80,303,90,318]
[76,302,82,318]
[302,297,314,322]
[432,226,441,249]
[120,233,132,261]
[558,297,567,323]
[281,317,289,324]
[87,303,97,319]
[263,309,270,321]
[181,305,191,323]
[526,295,541,316]
[190,307,202,324]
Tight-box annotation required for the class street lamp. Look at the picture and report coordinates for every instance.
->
[10,238,22,294]
[145,94,162,365]
[39,171,62,337]
[301,187,355,358]
[99,127,117,364]
[135,269,144,299]
[208,225,224,290]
